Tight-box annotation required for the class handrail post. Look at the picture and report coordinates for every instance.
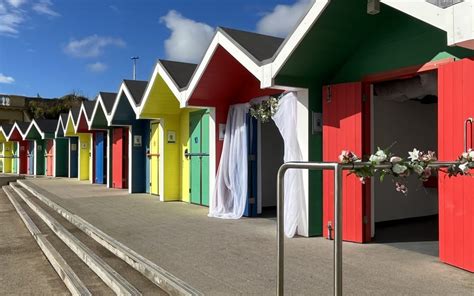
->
[277,165,287,296]
[334,164,343,296]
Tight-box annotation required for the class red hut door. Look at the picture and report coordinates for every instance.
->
[438,58,474,272]
[46,140,53,176]
[322,82,371,243]
[112,128,128,189]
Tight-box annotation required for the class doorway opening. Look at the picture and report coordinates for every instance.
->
[372,71,439,255]
[256,120,284,218]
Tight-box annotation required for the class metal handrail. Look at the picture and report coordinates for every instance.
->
[277,160,465,296]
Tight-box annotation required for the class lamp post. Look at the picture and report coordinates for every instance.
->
[131,56,139,80]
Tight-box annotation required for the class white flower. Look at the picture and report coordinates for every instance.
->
[413,165,424,175]
[369,149,387,164]
[462,152,469,159]
[390,156,402,163]
[392,164,408,175]
[408,148,420,161]
[459,162,470,174]
[469,150,474,160]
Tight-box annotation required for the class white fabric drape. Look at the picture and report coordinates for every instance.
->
[272,92,306,237]
[209,103,249,219]
[209,92,306,238]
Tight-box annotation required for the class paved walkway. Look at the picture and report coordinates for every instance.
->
[0,189,68,295]
[23,178,473,295]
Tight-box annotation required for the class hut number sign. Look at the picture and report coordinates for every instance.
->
[134,135,142,147]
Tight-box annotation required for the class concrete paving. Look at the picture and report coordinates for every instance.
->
[22,178,474,295]
[0,190,68,295]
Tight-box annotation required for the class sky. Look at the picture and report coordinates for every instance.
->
[0,0,314,99]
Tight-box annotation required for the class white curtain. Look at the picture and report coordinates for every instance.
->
[272,92,306,237]
[209,92,306,238]
[209,103,249,219]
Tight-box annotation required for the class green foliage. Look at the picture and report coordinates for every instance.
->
[26,92,87,120]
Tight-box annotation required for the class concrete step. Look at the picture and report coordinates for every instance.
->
[3,186,93,296]
[17,179,202,296]
[8,183,146,296]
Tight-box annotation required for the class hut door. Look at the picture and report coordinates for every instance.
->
[112,128,128,189]
[27,142,34,175]
[95,132,105,184]
[36,140,45,175]
[46,140,53,176]
[69,138,78,178]
[19,141,27,174]
[244,114,258,217]
[322,82,371,243]
[438,59,474,272]
[189,110,210,206]
[149,122,160,195]
[12,142,17,173]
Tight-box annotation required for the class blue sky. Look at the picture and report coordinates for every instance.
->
[0,0,312,99]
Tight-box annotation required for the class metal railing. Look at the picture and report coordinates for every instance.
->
[276,161,465,296]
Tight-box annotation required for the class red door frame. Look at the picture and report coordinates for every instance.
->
[350,57,474,272]
[324,58,456,243]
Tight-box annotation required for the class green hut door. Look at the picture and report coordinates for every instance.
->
[189,110,210,206]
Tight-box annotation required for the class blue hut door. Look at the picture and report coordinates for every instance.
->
[244,114,258,217]
[69,137,78,178]
[95,132,105,184]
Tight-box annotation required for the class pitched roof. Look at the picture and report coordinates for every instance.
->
[99,92,117,114]
[159,60,197,89]
[123,80,148,105]
[70,106,81,122]
[83,100,95,119]
[60,113,68,125]
[16,122,30,134]
[35,119,57,134]
[220,27,284,62]
[1,123,13,135]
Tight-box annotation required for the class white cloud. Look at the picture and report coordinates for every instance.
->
[0,10,23,35]
[87,62,107,73]
[6,0,26,8]
[33,0,60,17]
[256,0,314,38]
[0,73,15,84]
[160,10,214,63]
[64,35,126,58]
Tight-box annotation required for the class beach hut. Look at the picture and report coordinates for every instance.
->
[24,119,63,176]
[138,60,200,201]
[25,119,57,176]
[89,92,117,187]
[74,100,96,183]
[109,80,149,193]
[7,122,29,174]
[64,106,92,181]
[54,113,72,178]
[266,0,474,271]
[0,124,14,173]
[178,27,310,240]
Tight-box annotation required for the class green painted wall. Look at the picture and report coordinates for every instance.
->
[275,0,474,237]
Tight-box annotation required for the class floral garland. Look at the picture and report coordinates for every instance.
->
[339,148,474,195]
[249,96,279,123]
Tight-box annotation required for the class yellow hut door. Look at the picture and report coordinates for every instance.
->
[150,122,160,195]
